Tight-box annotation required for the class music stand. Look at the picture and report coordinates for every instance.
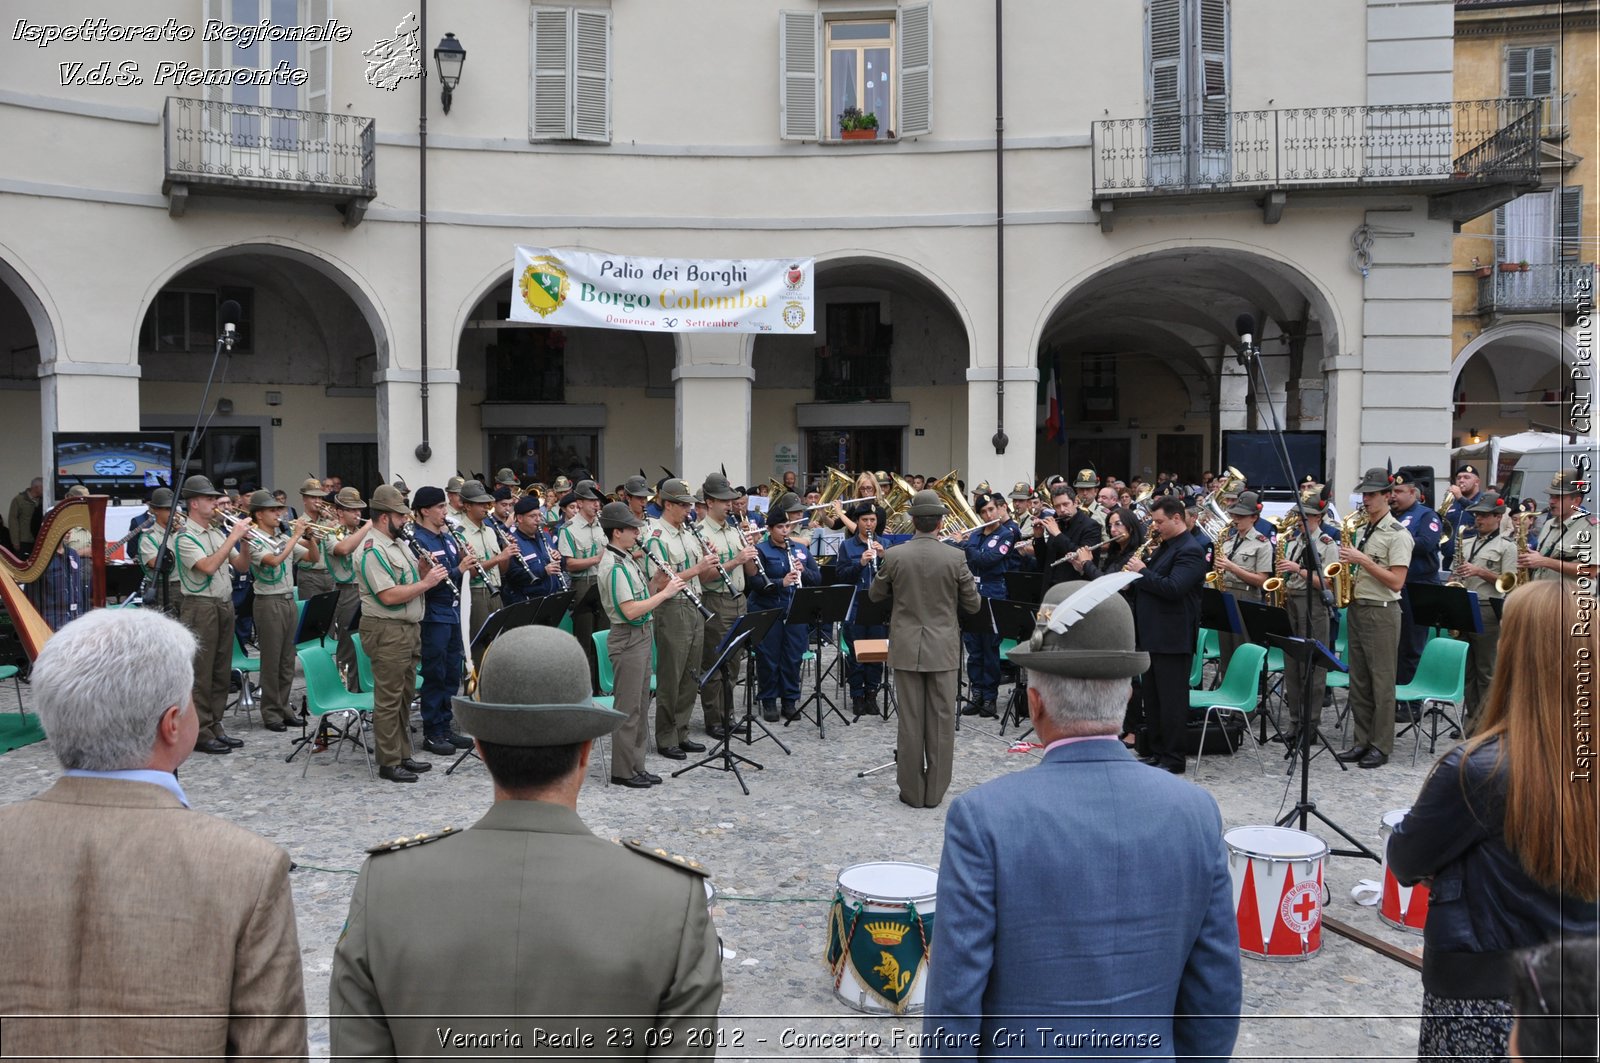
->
[1235,599,1294,743]
[1004,571,1045,607]
[850,591,896,720]
[447,599,545,776]
[728,608,790,751]
[787,584,856,736]
[1399,584,1478,753]
[293,590,340,648]
[531,590,576,626]
[1264,631,1348,769]
[990,599,1041,735]
[1200,587,1243,635]
[674,609,786,792]
[1272,633,1376,859]
[105,563,144,603]
[955,598,998,725]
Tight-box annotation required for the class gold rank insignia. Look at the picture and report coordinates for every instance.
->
[620,837,709,877]
[366,825,459,855]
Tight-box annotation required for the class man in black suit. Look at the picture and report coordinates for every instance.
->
[1036,484,1104,586]
[1125,495,1207,774]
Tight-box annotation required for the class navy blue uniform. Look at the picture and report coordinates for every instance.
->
[485,517,535,604]
[411,524,468,741]
[835,534,885,701]
[502,526,563,603]
[962,520,1019,707]
[1393,501,1443,686]
[748,536,820,705]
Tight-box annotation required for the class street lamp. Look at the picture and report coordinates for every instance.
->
[434,32,466,114]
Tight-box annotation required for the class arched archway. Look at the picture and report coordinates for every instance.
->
[0,249,60,508]
[1450,321,1577,444]
[1033,246,1342,489]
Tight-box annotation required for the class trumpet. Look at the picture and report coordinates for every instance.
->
[218,512,280,554]
[303,519,345,542]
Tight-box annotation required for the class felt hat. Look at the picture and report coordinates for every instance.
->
[622,475,652,498]
[1225,490,1261,517]
[458,479,494,504]
[1355,468,1394,494]
[246,489,278,511]
[494,467,518,486]
[908,489,947,518]
[770,492,803,519]
[333,487,366,510]
[1549,469,1588,496]
[573,479,605,502]
[149,487,175,509]
[598,500,643,530]
[1072,468,1100,489]
[445,476,465,495]
[411,486,446,511]
[1009,480,1035,500]
[180,474,223,498]
[452,627,625,745]
[1466,492,1506,515]
[298,477,328,498]
[367,485,407,515]
[1007,578,1150,679]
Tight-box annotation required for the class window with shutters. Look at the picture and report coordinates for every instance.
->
[1559,186,1584,263]
[528,5,611,143]
[1506,44,1556,99]
[780,6,931,141]
[1146,0,1228,183]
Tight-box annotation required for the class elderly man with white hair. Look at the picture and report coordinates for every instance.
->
[0,609,307,1060]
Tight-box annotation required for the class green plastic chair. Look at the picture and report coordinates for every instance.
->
[229,639,262,725]
[1188,629,1207,689]
[1395,637,1469,764]
[1327,611,1351,735]
[295,644,376,778]
[1188,642,1268,776]
[594,630,616,695]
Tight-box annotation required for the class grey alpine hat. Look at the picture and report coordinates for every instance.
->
[494,467,518,486]
[1225,490,1261,517]
[180,474,223,498]
[1466,492,1506,515]
[445,476,466,495]
[908,489,947,518]
[770,491,803,519]
[458,479,494,504]
[368,484,408,515]
[452,626,625,746]
[149,487,175,509]
[1355,467,1395,494]
[702,473,739,501]
[622,475,652,498]
[598,500,644,530]
[657,478,697,505]
[246,489,279,511]
[573,479,605,502]
[1007,577,1150,679]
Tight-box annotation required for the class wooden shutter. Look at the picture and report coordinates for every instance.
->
[780,10,822,140]
[897,3,932,137]
[572,9,611,142]
[1507,44,1555,98]
[1198,0,1228,151]
[529,6,572,140]
[1560,186,1584,262]
[1494,205,1506,263]
[1147,0,1182,154]
[305,0,330,115]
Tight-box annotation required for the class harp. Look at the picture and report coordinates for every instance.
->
[0,495,108,659]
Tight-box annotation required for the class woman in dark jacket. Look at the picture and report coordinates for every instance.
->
[1387,579,1599,1060]
[1083,506,1145,577]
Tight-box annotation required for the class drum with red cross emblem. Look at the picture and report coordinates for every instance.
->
[1224,825,1328,961]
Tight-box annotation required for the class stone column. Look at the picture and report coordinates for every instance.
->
[964,366,1039,491]
[39,361,141,506]
[375,367,460,492]
[675,333,752,486]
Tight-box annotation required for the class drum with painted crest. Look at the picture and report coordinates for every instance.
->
[1224,825,1328,961]
[825,861,937,1015]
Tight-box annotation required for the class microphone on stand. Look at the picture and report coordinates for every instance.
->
[1235,313,1256,366]
[219,299,242,352]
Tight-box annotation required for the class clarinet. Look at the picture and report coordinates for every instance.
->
[640,545,715,621]
[866,529,881,575]
[545,529,572,592]
[396,525,460,607]
[688,518,742,600]
[489,514,540,585]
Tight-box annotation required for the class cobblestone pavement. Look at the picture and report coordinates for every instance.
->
[0,651,1447,1060]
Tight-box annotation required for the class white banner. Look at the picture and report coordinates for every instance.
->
[508,246,814,334]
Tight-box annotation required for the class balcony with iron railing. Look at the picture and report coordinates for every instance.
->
[1477,262,1597,316]
[1090,98,1541,228]
[162,96,376,226]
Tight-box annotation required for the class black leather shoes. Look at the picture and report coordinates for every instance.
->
[262,720,288,733]
[707,724,731,740]
[1335,744,1371,763]
[422,736,456,756]
[657,746,686,760]
[643,771,663,784]
[400,758,433,773]
[215,731,244,748]
[1138,754,1163,767]
[979,700,999,719]
[446,731,474,749]
[193,737,231,755]
[379,764,418,783]
[761,702,779,722]
[678,738,706,753]
[611,772,653,788]
[959,702,983,717]
[781,700,801,721]
[1358,748,1389,769]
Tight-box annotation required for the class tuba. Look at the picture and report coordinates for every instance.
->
[816,467,856,510]
[930,471,984,537]
[0,494,110,658]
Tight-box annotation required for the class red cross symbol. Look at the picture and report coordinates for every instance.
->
[1292,892,1318,923]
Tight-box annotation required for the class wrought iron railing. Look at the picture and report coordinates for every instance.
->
[1092,99,1540,196]
[1477,262,1596,315]
[163,96,375,195]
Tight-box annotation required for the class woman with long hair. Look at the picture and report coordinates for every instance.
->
[828,471,882,536]
[1085,506,1145,576]
[1388,579,1599,1060]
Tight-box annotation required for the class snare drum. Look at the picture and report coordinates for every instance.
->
[825,861,937,1015]
[1378,809,1428,934]
[1224,825,1328,961]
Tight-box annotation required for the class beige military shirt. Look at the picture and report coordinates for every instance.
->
[1463,529,1519,600]
[1352,512,1413,603]
[1282,527,1340,592]
[698,516,746,595]
[1219,526,1273,599]
[560,513,606,580]
[137,521,183,587]
[597,548,652,628]
[250,533,308,597]
[455,518,502,592]
[1533,509,1596,581]
[175,523,234,600]
[65,527,93,555]
[645,517,704,595]
[357,528,423,624]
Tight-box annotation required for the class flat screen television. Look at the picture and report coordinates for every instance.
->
[54,432,176,501]
[1220,430,1327,495]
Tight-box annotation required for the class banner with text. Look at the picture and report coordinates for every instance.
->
[509,246,815,334]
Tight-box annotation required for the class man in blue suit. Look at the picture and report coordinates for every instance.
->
[925,578,1242,1060]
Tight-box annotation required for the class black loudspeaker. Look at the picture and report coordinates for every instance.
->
[1397,464,1436,509]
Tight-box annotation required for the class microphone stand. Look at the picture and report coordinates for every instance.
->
[1235,321,1377,863]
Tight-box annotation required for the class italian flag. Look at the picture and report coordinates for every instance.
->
[1043,352,1064,444]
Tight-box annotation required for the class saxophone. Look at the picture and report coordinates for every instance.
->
[1267,525,1292,608]
[1204,527,1232,586]
[1331,510,1368,609]
[1134,523,1161,561]
[1508,511,1537,590]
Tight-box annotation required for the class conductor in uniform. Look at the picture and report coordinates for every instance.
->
[868,489,982,808]
[329,626,723,1057]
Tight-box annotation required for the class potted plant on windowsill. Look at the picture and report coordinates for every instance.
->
[1499,260,1527,273]
[839,106,879,141]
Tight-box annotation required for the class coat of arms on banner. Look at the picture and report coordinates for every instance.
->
[782,301,806,330]
[520,257,571,318]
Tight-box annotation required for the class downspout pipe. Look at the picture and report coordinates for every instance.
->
[991,0,1008,455]
[414,0,433,463]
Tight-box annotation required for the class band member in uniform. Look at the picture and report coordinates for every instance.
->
[408,487,475,757]
[1441,463,1483,569]
[644,479,719,758]
[621,475,652,525]
[444,476,466,524]
[1336,468,1415,770]
[1389,470,1443,688]
[490,485,516,532]
[1125,496,1207,774]
[1184,493,1212,552]
[561,480,611,695]
[1453,492,1519,733]
[357,485,445,783]
[493,468,519,495]
[295,477,335,599]
[1274,490,1339,746]
[1212,491,1274,669]
[503,493,564,602]
[748,494,819,722]
[245,490,317,732]
[695,474,759,740]
[453,480,514,644]
[1073,469,1107,537]
[325,487,372,691]
[867,490,982,807]
[136,487,184,615]
[1009,481,1040,540]
[960,492,1019,718]
[834,499,888,718]
[598,502,682,787]
[174,475,253,754]
[1523,469,1596,581]
[1035,483,1103,585]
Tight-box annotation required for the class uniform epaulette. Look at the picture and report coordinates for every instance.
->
[618,837,709,877]
[367,826,459,855]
